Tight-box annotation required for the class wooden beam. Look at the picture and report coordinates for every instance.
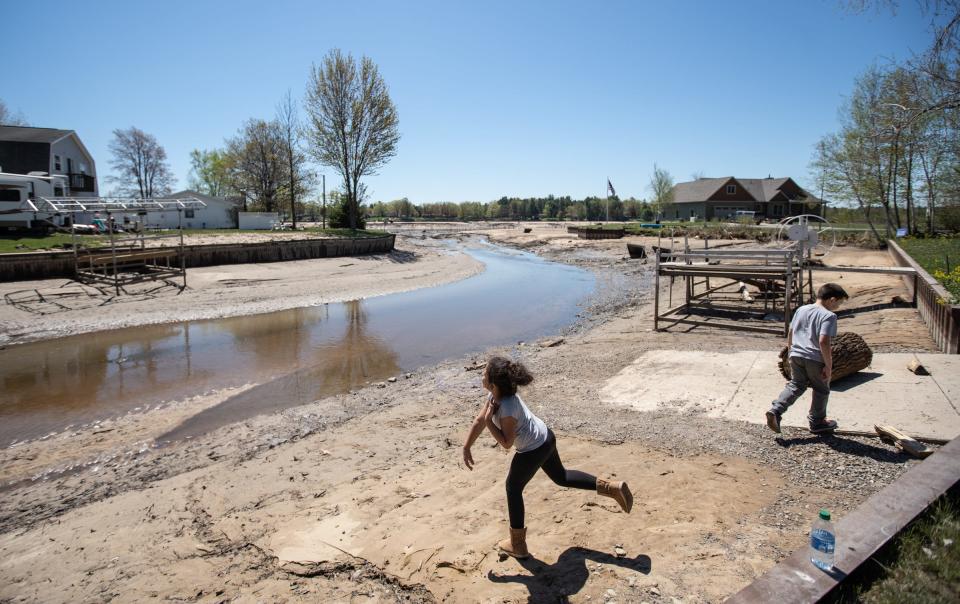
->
[808,265,917,275]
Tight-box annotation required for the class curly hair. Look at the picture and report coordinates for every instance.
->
[485,356,534,396]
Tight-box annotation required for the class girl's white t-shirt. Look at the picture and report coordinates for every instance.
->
[492,393,549,453]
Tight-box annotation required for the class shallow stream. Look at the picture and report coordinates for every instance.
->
[0,240,595,446]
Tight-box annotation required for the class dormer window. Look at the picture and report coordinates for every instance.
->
[726,184,736,194]
[54,155,62,171]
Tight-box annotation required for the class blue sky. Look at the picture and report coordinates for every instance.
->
[1,0,931,203]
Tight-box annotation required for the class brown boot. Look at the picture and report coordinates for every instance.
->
[597,478,633,513]
[497,527,529,559]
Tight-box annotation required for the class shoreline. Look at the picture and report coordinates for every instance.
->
[0,235,484,347]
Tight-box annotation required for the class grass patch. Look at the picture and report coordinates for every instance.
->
[0,234,107,253]
[899,237,960,300]
[847,494,960,604]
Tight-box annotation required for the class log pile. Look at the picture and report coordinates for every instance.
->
[778,332,873,381]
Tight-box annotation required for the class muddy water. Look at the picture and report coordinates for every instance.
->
[0,241,594,446]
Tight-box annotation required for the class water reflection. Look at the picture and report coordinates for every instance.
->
[161,300,400,442]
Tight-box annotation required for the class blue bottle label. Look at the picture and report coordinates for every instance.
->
[811,529,835,553]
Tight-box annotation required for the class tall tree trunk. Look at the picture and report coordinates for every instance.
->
[288,147,296,229]
[905,145,915,234]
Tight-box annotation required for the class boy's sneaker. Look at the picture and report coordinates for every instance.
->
[809,418,838,434]
[765,410,781,434]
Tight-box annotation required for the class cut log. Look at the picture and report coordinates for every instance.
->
[874,424,935,459]
[907,358,930,375]
[778,332,873,382]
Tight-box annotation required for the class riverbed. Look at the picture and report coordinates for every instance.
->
[0,239,594,448]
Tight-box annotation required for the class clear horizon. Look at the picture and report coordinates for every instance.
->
[1,0,932,204]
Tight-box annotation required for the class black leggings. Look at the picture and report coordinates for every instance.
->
[506,429,597,529]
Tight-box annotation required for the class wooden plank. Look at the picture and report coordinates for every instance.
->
[654,316,784,335]
[875,424,936,458]
[809,265,917,275]
[727,436,960,604]
[832,428,949,446]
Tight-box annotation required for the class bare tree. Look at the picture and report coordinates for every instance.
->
[226,119,287,212]
[304,49,400,229]
[0,99,28,126]
[276,90,313,228]
[107,127,175,198]
[648,164,675,220]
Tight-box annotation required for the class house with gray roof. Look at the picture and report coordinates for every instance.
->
[666,176,823,222]
[0,126,98,197]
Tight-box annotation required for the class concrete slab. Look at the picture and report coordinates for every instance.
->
[600,351,960,441]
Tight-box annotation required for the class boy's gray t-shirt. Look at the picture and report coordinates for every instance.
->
[789,303,838,363]
[492,394,549,453]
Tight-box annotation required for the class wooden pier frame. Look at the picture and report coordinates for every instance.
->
[654,244,801,336]
[24,196,206,295]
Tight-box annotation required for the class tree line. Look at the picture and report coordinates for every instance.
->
[366,195,665,222]
[813,1,960,237]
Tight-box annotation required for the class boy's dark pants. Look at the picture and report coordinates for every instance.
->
[770,357,830,425]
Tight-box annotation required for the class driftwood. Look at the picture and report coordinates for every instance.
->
[778,332,873,382]
[833,428,949,446]
[907,358,930,375]
[874,424,936,458]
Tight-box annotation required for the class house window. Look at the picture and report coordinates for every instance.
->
[184,209,195,218]
[726,184,736,195]
[54,155,62,171]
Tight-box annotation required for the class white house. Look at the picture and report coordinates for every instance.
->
[149,190,239,229]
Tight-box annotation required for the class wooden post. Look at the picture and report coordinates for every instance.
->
[179,208,186,289]
[783,252,794,337]
[108,211,119,295]
[654,248,661,331]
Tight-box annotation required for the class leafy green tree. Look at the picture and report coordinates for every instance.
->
[304,49,400,230]
[648,164,675,220]
[188,148,234,197]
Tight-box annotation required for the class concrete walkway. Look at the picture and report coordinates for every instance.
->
[600,351,960,441]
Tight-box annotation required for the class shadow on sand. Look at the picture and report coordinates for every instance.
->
[488,547,651,602]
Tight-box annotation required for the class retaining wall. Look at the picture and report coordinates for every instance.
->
[0,235,396,282]
[888,239,960,354]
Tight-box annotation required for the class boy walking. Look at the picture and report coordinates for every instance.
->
[766,283,849,435]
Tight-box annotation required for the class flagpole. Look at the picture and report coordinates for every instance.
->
[605,176,609,223]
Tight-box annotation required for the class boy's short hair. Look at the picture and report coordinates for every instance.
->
[817,283,849,301]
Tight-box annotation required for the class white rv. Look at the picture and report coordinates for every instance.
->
[0,172,68,231]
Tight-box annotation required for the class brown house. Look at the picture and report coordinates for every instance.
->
[667,176,823,221]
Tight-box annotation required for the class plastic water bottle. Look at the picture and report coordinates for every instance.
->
[810,509,836,571]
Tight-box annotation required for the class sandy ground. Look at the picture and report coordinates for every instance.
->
[0,224,943,603]
[0,237,482,346]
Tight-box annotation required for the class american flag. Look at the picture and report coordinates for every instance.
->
[607,179,616,197]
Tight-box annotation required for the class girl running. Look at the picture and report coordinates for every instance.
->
[462,356,633,559]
